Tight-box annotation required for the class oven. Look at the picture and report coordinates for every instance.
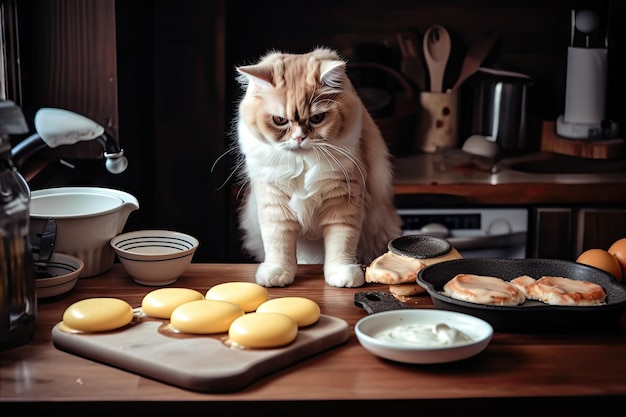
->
[396,207,528,258]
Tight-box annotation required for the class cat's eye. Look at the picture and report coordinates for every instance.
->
[272,115,288,126]
[309,113,326,124]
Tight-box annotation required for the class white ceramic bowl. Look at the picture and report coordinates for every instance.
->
[355,309,493,364]
[110,230,199,286]
[30,187,139,278]
[35,253,84,298]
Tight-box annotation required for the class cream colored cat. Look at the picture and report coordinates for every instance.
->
[234,47,401,288]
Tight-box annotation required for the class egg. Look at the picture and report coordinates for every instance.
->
[256,297,321,327]
[576,248,623,281]
[141,288,205,319]
[228,312,298,348]
[62,298,134,332]
[206,282,269,312]
[608,238,626,283]
[170,299,244,334]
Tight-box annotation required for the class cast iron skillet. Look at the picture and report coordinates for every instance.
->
[416,258,626,332]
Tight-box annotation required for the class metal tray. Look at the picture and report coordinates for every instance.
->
[417,258,626,332]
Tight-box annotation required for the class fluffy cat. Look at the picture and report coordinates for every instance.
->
[233,47,401,288]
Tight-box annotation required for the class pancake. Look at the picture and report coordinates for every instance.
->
[512,275,606,306]
[443,274,526,306]
[366,247,463,285]
[389,283,427,301]
[365,251,426,285]
[508,275,536,298]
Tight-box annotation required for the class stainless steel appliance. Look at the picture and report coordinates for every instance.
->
[397,207,528,258]
[464,68,537,154]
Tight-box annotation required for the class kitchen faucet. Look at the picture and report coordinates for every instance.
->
[11,107,128,174]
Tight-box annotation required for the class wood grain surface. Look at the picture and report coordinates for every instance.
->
[2,263,626,414]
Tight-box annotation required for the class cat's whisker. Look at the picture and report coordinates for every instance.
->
[212,147,246,191]
[211,146,237,173]
[235,181,249,200]
[312,147,346,193]
[214,160,246,191]
[315,145,354,199]
[318,142,366,188]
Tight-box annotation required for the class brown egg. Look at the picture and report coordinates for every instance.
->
[608,238,626,283]
[576,248,623,282]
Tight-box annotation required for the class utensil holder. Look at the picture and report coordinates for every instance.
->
[414,90,459,153]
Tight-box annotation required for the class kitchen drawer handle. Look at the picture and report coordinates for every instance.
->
[448,232,527,251]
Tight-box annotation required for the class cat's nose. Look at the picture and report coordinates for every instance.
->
[295,135,306,144]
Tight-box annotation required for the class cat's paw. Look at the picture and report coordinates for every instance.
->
[256,262,296,287]
[324,264,365,288]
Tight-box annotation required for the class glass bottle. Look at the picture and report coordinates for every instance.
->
[0,100,36,351]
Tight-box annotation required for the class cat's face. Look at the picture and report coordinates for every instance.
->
[236,48,361,151]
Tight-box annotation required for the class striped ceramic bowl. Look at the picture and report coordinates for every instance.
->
[110,230,199,286]
[35,253,84,298]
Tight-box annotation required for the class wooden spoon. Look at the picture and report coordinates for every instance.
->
[423,25,451,93]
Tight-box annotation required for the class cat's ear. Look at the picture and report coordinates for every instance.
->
[237,64,274,90]
[319,60,346,89]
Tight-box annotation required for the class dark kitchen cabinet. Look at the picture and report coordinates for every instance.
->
[532,207,626,260]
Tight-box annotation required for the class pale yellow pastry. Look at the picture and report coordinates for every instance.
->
[141,288,205,319]
[170,299,244,334]
[63,298,134,332]
[228,312,298,348]
[256,297,320,327]
[206,282,269,312]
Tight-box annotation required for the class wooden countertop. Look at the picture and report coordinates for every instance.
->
[3,263,626,414]
[393,151,626,205]
[394,182,626,205]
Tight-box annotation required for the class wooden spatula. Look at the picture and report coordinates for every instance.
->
[396,30,426,91]
[450,30,499,91]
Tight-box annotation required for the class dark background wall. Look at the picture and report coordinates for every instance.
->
[8,0,625,262]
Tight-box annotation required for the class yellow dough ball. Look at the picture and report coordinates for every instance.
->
[62,298,134,332]
[256,297,321,327]
[170,299,244,334]
[228,312,298,348]
[141,288,204,319]
[205,282,268,312]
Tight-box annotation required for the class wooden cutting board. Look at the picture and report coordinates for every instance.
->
[51,314,350,393]
[541,121,625,159]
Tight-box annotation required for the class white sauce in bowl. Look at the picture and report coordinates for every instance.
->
[374,323,473,347]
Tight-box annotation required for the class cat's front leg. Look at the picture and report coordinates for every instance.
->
[324,263,365,288]
[256,233,299,287]
[255,193,299,287]
[256,261,297,287]
[323,224,365,288]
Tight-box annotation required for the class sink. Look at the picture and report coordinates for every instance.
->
[501,153,626,174]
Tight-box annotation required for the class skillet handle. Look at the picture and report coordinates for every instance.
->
[354,291,411,314]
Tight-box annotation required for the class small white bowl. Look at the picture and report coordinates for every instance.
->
[35,253,84,299]
[355,309,493,364]
[110,230,199,286]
